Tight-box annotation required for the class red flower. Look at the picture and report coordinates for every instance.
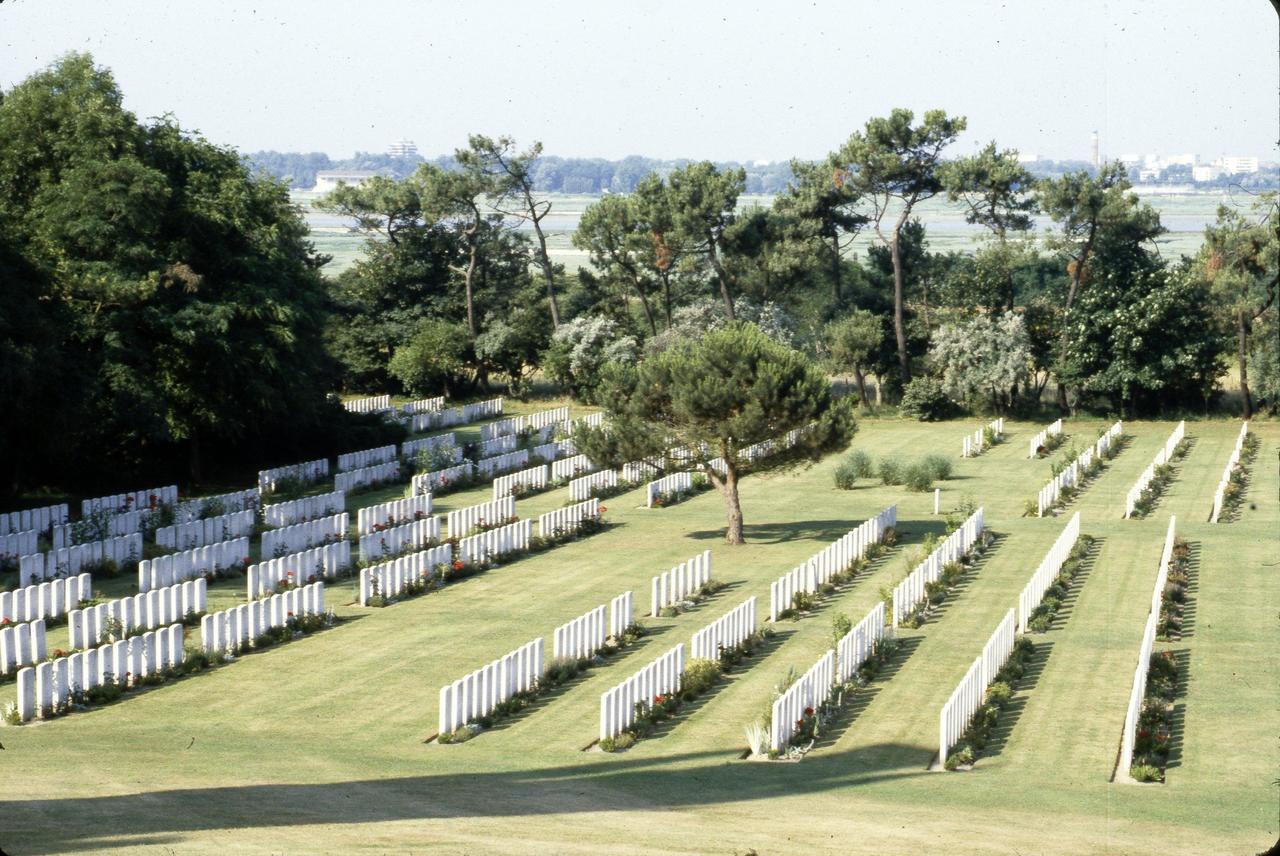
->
[0,617,10,627]
[243,557,251,564]
[795,719,805,730]
[287,611,295,617]
[598,506,608,514]
[654,694,664,704]
[452,560,465,571]
[803,707,814,717]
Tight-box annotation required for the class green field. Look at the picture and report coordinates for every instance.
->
[2,411,1277,855]
[301,190,1235,277]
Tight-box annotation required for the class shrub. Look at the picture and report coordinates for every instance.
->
[831,612,852,647]
[921,454,952,481]
[833,458,860,490]
[902,462,934,492]
[899,376,954,421]
[681,658,723,698]
[944,744,975,770]
[986,681,1012,706]
[846,449,874,478]
[543,656,586,687]
[600,731,636,753]
[878,458,904,485]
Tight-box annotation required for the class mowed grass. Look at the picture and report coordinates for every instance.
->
[1,417,1276,855]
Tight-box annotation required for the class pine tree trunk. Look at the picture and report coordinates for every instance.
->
[721,463,745,545]
[890,236,911,386]
[1239,311,1253,419]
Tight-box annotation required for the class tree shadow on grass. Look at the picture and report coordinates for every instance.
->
[0,737,938,854]
[685,518,864,544]
[981,638,1054,760]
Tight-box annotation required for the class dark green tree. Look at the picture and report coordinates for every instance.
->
[1192,197,1279,418]
[575,324,855,544]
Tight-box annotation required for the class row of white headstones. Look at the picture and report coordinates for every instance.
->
[0,399,606,722]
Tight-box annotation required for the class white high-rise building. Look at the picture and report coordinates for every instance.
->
[388,139,419,158]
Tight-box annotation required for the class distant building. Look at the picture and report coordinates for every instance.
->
[388,139,419,158]
[312,170,377,193]
[1218,155,1259,174]
[1192,165,1225,182]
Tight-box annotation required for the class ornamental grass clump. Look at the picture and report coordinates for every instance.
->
[902,461,934,492]
[878,457,904,485]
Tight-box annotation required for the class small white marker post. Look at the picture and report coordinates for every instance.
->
[934,488,941,515]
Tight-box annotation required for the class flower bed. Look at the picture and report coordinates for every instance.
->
[655,578,728,618]
[438,623,646,745]
[886,525,989,630]
[598,628,774,753]
[1024,535,1094,632]
[1129,650,1179,782]
[943,636,1036,770]
[776,529,897,621]
[1217,430,1260,520]
[1129,439,1191,519]
[755,634,901,761]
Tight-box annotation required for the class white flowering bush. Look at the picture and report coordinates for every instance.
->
[543,316,640,402]
[646,297,796,354]
[929,311,1031,411]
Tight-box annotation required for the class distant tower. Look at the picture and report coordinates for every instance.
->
[388,139,418,158]
[1091,131,1100,169]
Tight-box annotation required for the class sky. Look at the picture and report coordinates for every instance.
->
[1,0,1276,163]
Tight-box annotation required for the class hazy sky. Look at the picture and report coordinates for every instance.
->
[2,0,1275,163]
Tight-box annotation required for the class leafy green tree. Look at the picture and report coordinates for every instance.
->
[1058,243,1221,416]
[665,162,746,319]
[542,316,639,402]
[1038,162,1163,411]
[1249,307,1280,412]
[573,193,662,334]
[834,109,967,385]
[0,54,344,485]
[631,173,692,326]
[575,324,855,544]
[824,310,883,406]
[773,157,866,301]
[388,320,471,397]
[1192,198,1279,418]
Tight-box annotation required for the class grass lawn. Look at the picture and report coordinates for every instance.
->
[0,416,1275,855]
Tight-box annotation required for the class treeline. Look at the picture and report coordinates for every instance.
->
[246,149,798,194]
[0,55,401,500]
[322,124,1278,423]
[246,148,1126,195]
